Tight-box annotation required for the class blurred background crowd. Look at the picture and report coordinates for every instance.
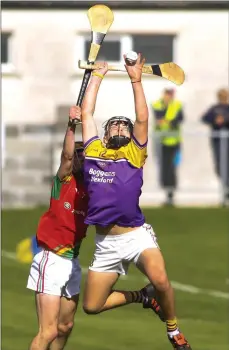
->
[1,0,229,208]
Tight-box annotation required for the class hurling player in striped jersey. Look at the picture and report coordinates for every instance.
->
[27,107,88,350]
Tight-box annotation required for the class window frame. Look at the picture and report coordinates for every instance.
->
[1,31,16,74]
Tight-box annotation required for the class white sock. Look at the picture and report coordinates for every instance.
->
[167,329,180,338]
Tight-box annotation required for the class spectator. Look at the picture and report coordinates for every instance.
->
[1,120,5,168]
[201,88,229,206]
[152,88,184,206]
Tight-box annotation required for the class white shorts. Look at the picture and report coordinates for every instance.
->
[89,223,159,275]
[27,249,82,298]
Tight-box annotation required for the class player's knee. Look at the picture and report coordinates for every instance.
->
[39,327,58,343]
[153,272,170,292]
[83,302,101,315]
[58,321,74,336]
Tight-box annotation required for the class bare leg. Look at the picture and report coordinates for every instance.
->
[137,248,175,320]
[49,294,79,350]
[83,270,146,313]
[99,289,137,311]
[83,270,120,313]
[29,293,60,350]
[137,248,192,348]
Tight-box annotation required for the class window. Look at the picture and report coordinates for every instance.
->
[77,33,175,67]
[85,39,121,61]
[82,35,132,63]
[1,32,12,64]
[132,34,175,64]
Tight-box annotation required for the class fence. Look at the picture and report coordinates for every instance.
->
[2,125,229,208]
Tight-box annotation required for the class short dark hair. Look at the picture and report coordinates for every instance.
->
[164,88,175,96]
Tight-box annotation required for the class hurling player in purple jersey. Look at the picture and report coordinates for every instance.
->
[81,53,191,350]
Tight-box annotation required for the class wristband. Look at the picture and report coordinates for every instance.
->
[92,72,104,79]
[131,80,141,84]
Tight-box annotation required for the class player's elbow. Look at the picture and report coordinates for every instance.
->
[61,152,73,161]
[136,109,149,123]
[136,117,148,124]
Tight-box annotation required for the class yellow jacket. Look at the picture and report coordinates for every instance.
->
[152,99,183,146]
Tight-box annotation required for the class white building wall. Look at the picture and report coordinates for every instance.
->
[2,10,228,124]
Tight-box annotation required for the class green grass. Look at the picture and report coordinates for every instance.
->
[2,207,229,350]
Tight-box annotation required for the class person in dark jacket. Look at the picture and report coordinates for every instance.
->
[201,88,229,206]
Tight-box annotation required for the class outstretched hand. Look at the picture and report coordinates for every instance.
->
[124,53,146,83]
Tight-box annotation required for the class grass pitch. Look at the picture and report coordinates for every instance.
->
[1,207,228,350]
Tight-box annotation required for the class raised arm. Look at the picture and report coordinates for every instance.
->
[124,53,148,146]
[57,106,80,181]
[81,62,109,144]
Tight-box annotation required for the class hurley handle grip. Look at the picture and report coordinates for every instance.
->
[71,68,92,125]
[76,69,92,107]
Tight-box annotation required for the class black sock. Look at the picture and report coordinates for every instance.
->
[129,290,144,303]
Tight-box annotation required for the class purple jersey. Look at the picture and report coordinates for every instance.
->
[83,135,147,227]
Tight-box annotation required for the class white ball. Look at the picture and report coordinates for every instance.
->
[125,51,138,64]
